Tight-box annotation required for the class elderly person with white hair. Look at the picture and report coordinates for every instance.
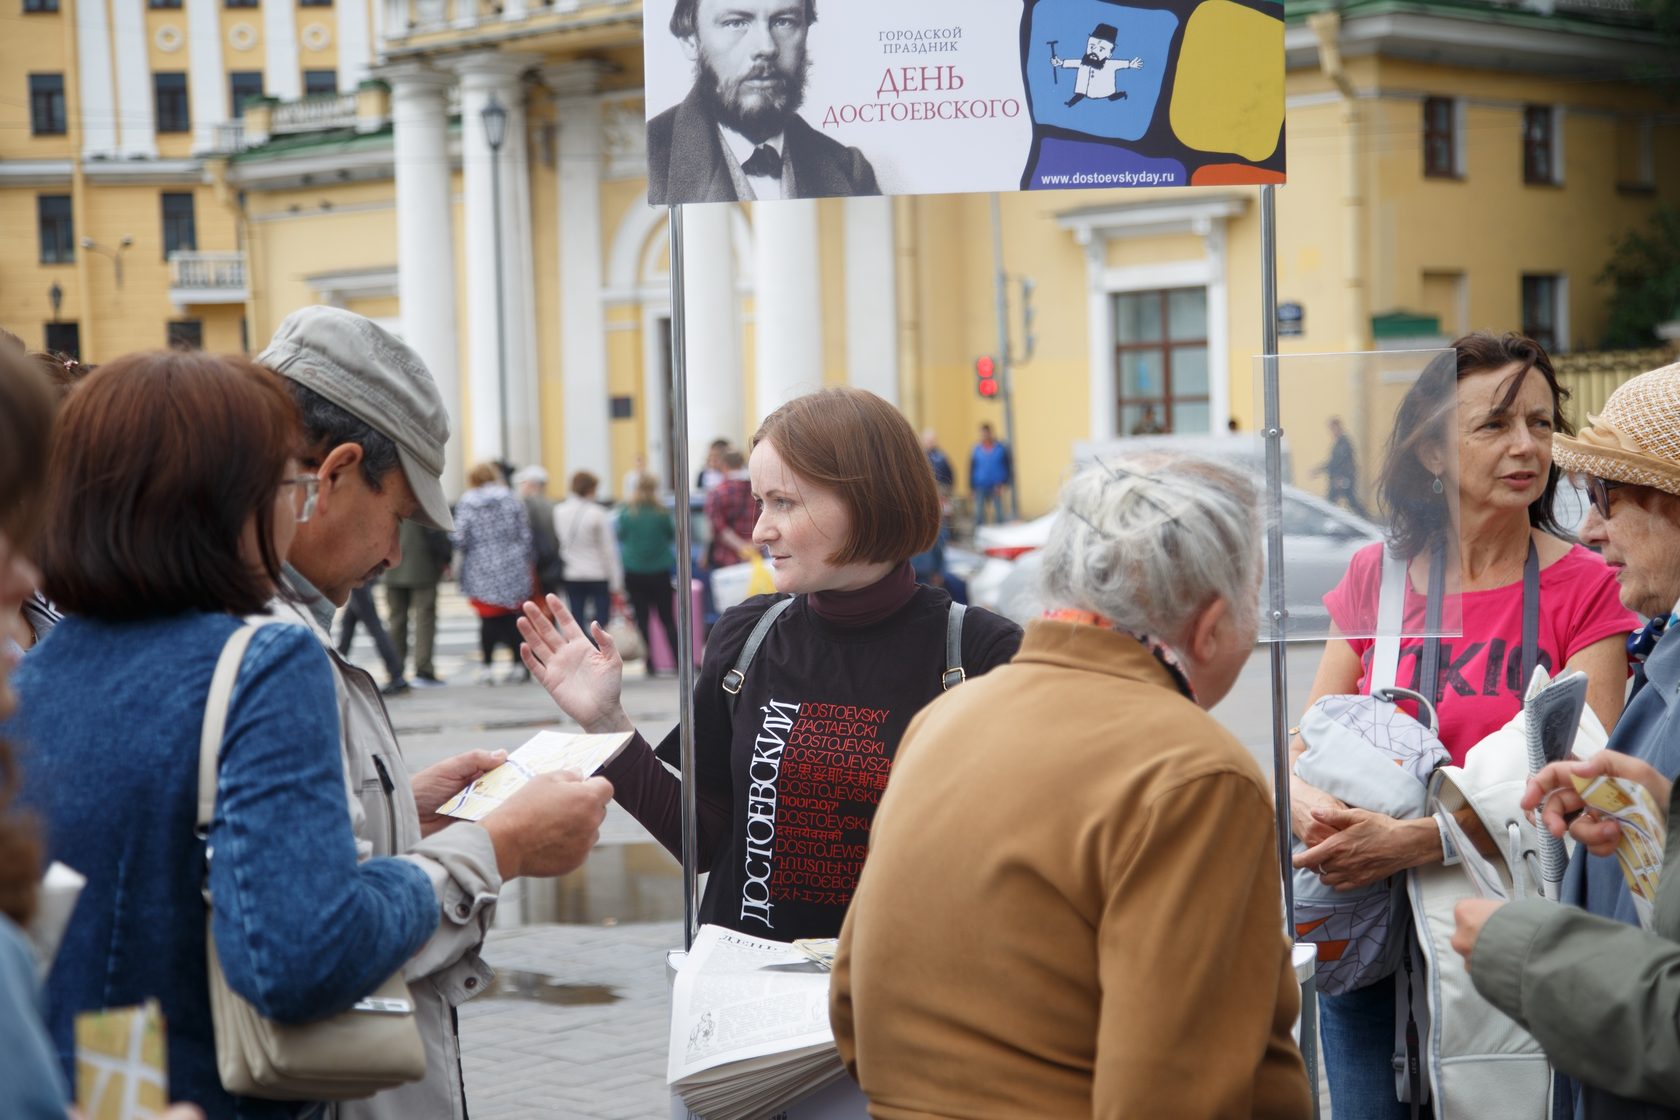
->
[832,454,1312,1120]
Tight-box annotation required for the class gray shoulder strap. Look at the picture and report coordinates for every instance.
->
[196,625,260,839]
[942,602,967,691]
[722,596,796,698]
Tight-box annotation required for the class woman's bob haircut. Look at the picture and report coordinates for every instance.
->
[41,351,301,620]
[752,387,940,566]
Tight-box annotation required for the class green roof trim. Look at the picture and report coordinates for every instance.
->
[1371,311,1442,338]
[230,125,395,162]
[1284,0,1659,38]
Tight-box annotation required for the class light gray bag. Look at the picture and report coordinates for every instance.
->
[199,624,427,1101]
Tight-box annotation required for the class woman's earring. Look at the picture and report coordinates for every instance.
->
[1432,475,1445,495]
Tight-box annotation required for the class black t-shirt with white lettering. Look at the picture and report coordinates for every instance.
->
[656,587,1021,940]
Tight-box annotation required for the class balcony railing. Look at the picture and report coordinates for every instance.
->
[169,251,249,304]
[381,0,632,43]
[212,121,248,153]
[272,93,359,135]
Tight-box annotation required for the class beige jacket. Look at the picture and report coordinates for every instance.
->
[274,575,501,1120]
[832,620,1310,1120]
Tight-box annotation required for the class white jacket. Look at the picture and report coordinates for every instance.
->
[553,496,623,588]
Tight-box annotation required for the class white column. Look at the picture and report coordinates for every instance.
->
[1082,235,1114,442]
[76,0,116,157]
[545,62,612,490]
[449,51,540,465]
[187,0,226,153]
[843,196,898,405]
[264,0,301,101]
[111,0,156,158]
[752,200,823,422]
[336,0,373,90]
[387,63,462,497]
[682,205,744,481]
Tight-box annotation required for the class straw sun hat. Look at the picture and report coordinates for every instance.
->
[1553,362,1680,497]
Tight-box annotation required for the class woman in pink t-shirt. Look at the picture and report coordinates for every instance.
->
[1292,332,1639,1119]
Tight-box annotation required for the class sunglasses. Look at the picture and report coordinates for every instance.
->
[1573,473,1627,519]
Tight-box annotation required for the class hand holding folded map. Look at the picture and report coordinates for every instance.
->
[438,730,632,822]
[1570,771,1667,931]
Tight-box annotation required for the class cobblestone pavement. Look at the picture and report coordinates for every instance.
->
[340,584,1333,1119]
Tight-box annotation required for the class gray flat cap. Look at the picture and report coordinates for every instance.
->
[258,306,454,531]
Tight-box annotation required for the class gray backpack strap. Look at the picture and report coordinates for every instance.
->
[941,602,967,691]
[722,596,796,698]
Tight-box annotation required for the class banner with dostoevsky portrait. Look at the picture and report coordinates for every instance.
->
[643,0,1285,205]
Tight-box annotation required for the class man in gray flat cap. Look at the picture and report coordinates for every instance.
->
[258,306,614,1120]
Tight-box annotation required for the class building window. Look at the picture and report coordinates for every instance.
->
[161,192,197,257]
[224,0,257,8]
[29,74,67,135]
[1521,274,1564,354]
[228,71,264,117]
[1523,105,1560,185]
[154,72,189,133]
[167,320,204,350]
[299,0,332,7]
[43,322,79,361]
[23,0,60,13]
[1615,116,1655,191]
[148,0,182,8]
[1113,288,1210,436]
[303,69,338,96]
[37,194,73,264]
[1423,96,1459,179]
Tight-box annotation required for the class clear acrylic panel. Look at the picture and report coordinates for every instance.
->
[1252,349,1464,644]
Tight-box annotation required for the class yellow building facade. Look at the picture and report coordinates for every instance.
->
[5,0,1676,516]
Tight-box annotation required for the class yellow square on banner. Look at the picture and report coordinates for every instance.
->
[75,998,169,1120]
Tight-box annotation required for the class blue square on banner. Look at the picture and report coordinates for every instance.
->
[1027,0,1180,143]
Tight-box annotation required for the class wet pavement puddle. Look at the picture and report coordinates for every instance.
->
[485,971,622,1006]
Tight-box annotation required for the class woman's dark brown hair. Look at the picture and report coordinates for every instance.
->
[753,387,940,565]
[0,346,58,926]
[1377,331,1573,557]
[41,351,301,620]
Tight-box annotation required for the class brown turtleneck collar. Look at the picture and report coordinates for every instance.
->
[808,561,918,628]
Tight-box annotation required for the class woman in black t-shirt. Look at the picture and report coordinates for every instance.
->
[518,388,1023,940]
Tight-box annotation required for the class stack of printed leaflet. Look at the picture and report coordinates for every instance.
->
[668,925,849,1120]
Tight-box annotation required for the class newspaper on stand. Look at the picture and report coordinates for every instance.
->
[438,730,631,821]
[669,925,849,1120]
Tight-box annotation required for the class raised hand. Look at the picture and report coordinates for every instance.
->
[517,595,634,734]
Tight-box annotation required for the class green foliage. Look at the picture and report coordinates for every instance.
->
[1600,207,1680,349]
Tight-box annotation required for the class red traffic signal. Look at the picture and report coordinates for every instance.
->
[975,355,999,399]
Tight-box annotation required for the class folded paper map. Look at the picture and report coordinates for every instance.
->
[1572,771,1667,931]
[439,730,632,821]
[75,998,167,1120]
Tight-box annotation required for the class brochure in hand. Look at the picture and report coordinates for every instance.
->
[438,730,632,821]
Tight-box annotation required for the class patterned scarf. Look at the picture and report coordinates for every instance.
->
[1043,609,1198,702]
[1629,609,1680,664]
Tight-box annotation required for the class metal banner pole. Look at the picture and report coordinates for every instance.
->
[1259,183,1293,919]
[989,193,1021,522]
[666,203,701,952]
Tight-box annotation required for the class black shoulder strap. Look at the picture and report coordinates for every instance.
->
[1519,537,1540,693]
[942,602,967,690]
[722,597,795,702]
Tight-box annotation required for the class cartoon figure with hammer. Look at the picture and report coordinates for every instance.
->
[1050,23,1143,107]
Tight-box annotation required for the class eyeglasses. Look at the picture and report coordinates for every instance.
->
[282,475,320,523]
[1573,473,1626,519]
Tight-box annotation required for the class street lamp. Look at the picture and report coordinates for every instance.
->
[48,281,62,322]
[80,235,133,288]
[481,94,510,463]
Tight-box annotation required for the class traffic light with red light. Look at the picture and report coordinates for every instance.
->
[975,355,999,399]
